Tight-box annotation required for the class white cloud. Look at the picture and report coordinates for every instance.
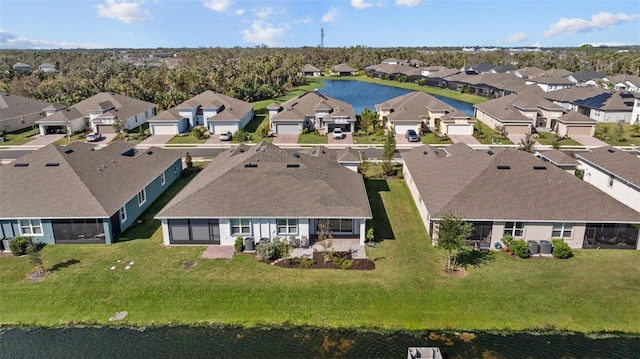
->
[0,30,105,49]
[351,0,374,9]
[544,11,638,38]
[96,0,153,24]
[253,6,275,19]
[298,16,313,25]
[235,8,245,15]
[241,20,288,46]
[322,7,339,23]
[203,0,233,12]
[505,32,527,43]
[395,0,421,6]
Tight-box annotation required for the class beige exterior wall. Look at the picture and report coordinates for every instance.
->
[403,166,433,243]
[504,124,529,135]
[562,124,595,137]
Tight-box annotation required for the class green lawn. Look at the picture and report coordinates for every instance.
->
[166,134,207,144]
[421,132,453,145]
[2,176,639,334]
[594,123,640,146]
[535,132,583,147]
[297,131,327,144]
[0,127,40,146]
[352,132,386,145]
[53,133,87,145]
[472,120,514,145]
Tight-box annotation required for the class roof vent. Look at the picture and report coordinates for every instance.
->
[607,148,616,153]
[64,149,74,154]
[286,163,300,168]
[244,163,257,168]
[46,163,60,167]
[497,165,511,170]
[321,150,326,154]
[146,150,153,155]
[434,150,440,155]
[312,150,317,154]
[533,165,547,170]
[293,152,300,158]
[487,150,494,156]
[13,163,29,167]
[423,150,428,155]
[238,148,245,153]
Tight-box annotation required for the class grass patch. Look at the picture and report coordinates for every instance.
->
[594,123,640,146]
[472,120,514,145]
[53,133,87,145]
[166,134,207,144]
[352,132,385,145]
[252,79,326,112]
[1,127,40,145]
[421,132,453,145]
[535,132,582,146]
[1,177,639,333]
[297,131,327,144]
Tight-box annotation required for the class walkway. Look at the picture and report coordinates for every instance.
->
[572,136,609,148]
[449,135,481,145]
[202,245,235,259]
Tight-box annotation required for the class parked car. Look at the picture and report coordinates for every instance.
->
[85,132,102,142]
[219,131,233,141]
[405,129,420,142]
[332,128,344,139]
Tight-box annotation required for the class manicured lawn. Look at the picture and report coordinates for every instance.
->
[421,132,453,145]
[594,123,640,146]
[252,79,326,111]
[1,176,639,334]
[166,134,207,144]
[472,120,514,145]
[241,113,273,143]
[53,133,87,145]
[297,131,327,144]
[535,132,583,147]
[0,127,40,146]
[353,132,385,145]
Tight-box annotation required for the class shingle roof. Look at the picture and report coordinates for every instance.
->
[402,144,640,222]
[556,111,596,124]
[0,93,56,121]
[543,69,572,78]
[0,143,181,218]
[474,92,564,123]
[271,91,355,122]
[156,142,372,219]
[515,67,545,79]
[301,64,321,73]
[375,91,455,115]
[527,75,575,85]
[573,91,636,111]
[571,71,606,81]
[576,147,640,188]
[148,108,181,122]
[542,87,608,103]
[166,90,252,122]
[35,107,84,124]
[331,63,357,72]
[72,92,156,121]
[536,149,577,166]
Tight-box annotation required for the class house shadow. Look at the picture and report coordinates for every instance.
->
[455,248,496,269]
[49,259,80,272]
[365,179,395,241]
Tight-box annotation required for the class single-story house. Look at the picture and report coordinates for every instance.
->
[36,92,157,135]
[402,143,640,250]
[566,71,608,87]
[268,91,356,134]
[12,62,31,72]
[299,64,322,77]
[0,142,182,244]
[147,90,253,135]
[576,147,640,213]
[553,111,597,137]
[572,91,637,123]
[608,74,640,94]
[534,149,578,174]
[375,91,474,136]
[525,76,575,92]
[38,63,58,73]
[330,63,358,76]
[1,93,64,133]
[155,142,372,246]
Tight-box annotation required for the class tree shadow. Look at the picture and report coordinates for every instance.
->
[455,248,496,269]
[49,259,81,272]
[365,179,395,241]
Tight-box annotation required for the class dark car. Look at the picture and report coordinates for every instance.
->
[405,129,420,142]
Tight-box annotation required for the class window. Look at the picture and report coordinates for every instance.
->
[504,222,524,237]
[608,175,614,187]
[231,219,251,235]
[552,222,573,239]
[137,189,146,206]
[119,206,127,223]
[160,172,166,185]
[145,110,149,118]
[19,219,42,236]
[319,219,353,233]
[277,219,298,235]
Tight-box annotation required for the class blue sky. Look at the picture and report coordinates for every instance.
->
[1,0,639,49]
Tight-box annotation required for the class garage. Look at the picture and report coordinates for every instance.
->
[504,124,529,135]
[210,124,238,135]
[393,123,420,134]
[275,123,301,134]
[151,124,178,135]
[327,124,351,132]
[446,125,473,135]
[97,124,115,134]
[566,126,593,136]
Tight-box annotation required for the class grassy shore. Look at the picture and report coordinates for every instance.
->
[1,174,639,333]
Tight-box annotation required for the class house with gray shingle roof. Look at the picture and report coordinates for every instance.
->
[573,91,638,123]
[155,142,372,246]
[608,74,640,94]
[330,63,357,76]
[268,91,356,134]
[0,142,182,244]
[576,147,640,213]
[402,143,640,250]
[147,90,253,136]
[12,62,31,72]
[36,92,157,135]
[299,64,322,77]
[525,75,575,92]
[0,93,64,134]
[553,111,597,137]
[566,71,608,87]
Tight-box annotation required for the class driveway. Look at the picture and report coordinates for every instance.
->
[272,134,299,145]
[507,134,526,145]
[449,135,481,145]
[572,136,609,148]
[26,134,64,146]
[139,135,173,146]
[328,133,353,145]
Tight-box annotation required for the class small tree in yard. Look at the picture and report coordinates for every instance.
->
[615,121,625,142]
[184,152,193,169]
[382,129,396,177]
[316,223,334,265]
[437,214,473,272]
[366,227,375,245]
[28,242,45,274]
[112,116,125,134]
[518,132,536,153]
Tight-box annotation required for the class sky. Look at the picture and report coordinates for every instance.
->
[1,0,639,49]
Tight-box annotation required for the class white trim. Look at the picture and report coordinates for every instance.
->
[230,218,251,236]
[160,172,166,186]
[120,206,127,223]
[504,221,525,237]
[19,219,43,236]
[137,189,147,207]
[277,218,298,235]
[552,222,573,238]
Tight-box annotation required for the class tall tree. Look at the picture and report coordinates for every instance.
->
[382,129,396,176]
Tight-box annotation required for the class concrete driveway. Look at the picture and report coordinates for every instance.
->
[272,134,299,145]
[449,135,481,145]
[26,134,64,146]
[139,134,174,146]
[328,133,353,145]
[572,136,609,148]
[507,134,527,145]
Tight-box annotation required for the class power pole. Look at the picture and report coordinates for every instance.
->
[320,28,324,48]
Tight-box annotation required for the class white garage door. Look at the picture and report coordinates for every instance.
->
[152,124,177,135]
[211,124,237,134]
[97,124,115,134]
[276,123,300,134]
[447,125,472,135]
[567,126,592,136]
[393,123,419,134]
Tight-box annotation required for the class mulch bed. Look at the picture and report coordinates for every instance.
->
[270,251,375,270]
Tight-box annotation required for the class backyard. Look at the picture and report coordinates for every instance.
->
[594,122,640,146]
[1,168,640,334]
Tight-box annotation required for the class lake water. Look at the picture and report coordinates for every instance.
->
[318,80,476,116]
[2,326,639,358]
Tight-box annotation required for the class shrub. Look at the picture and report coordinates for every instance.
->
[234,237,244,252]
[396,168,404,179]
[256,122,270,138]
[501,233,514,249]
[510,239,530,258]
[333,255,354,270]
[552,239,573,259]
[294,257,316,268]
[233,129,249,142]
[9,236,32,256]
[257,241,279,260]
[301,128,309,134]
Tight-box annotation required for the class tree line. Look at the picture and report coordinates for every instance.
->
[1,46,638,110]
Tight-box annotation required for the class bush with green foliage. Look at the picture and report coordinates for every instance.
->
[256,237,291,261]
[501,233,514,250]
[191,126,208,139]
[552,239,573,259]
[301,128,309,134]
[233,129,249,142]
[234,237,244,252]
[333,255,354,270]
[293,257,316,268]
[9,236,32,256]
[510,239,530,258]
[256,122,270,138]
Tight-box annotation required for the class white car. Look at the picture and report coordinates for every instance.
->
[332,128,344,139]
[85,132,102,142]
[219,131,233,141]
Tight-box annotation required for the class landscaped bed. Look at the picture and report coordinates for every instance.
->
[269,251,375,270]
